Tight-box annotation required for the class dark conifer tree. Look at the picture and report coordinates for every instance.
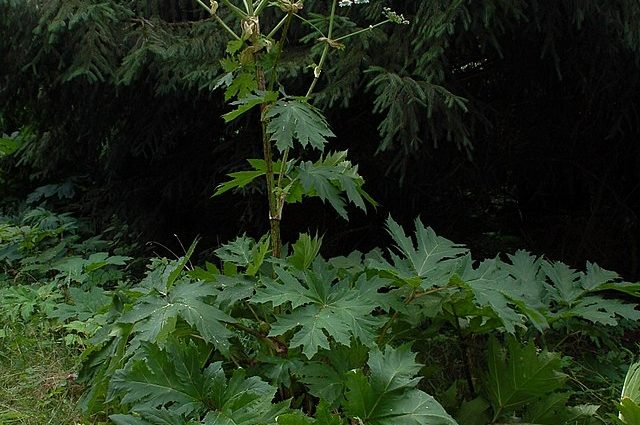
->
[1,0,639,277]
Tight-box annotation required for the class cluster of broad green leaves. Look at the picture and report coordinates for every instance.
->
[216,87,375,219]
[1,203,638,423]
[0,206,132,346]
[215,151,375,220]
[9,213,627,424]
[0,206,130,285]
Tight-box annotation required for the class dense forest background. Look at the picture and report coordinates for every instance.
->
[1,0,639,279]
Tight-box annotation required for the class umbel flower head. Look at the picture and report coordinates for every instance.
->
[383,7,410,25]
[338,0,369,6]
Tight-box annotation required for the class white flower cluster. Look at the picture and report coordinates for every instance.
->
[338,0,369,7]
[382,7,409,25]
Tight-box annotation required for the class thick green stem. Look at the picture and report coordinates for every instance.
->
[258,80,281,258]
[266,14,295,224]
[233,9,284,259]
[259,12,293,257]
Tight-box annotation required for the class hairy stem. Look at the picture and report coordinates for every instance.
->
[259,91,282,258]
[241,12,282,258]
[266,13,296,221]
[259,12,294,256]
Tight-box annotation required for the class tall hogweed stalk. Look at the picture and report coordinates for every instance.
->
[200,0,408,256]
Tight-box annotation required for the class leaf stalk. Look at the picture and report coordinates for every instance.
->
[305,0,338,98]
[333,19,390,42]
[220,0,249,18]
[215,15,242,40]
[228,321,287,354]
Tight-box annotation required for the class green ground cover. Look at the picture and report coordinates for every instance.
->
[0,321,83,424]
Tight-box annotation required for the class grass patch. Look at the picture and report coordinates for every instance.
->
[0,321,84,425]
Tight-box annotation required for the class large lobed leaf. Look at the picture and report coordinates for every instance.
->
[370,218,639,334]
[223,91,278,122]
[485,337,565,419]
[299,343,369,405]
[344,345,458,425]
[213,158,288,198]
[266,99,335,152]
[253,261,387,358]
[541,259,640,325]
[455,256,529,334]
[110,339,285,422]
[294,151,375,220]
[214,234,270,276]
[120,280,235,355]
[110,340,222,416]
[521,393,598,425]
[369,216,467,288]
[289,233,323,270]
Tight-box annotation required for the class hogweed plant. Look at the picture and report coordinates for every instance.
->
[200,0,407,257]
[37,1,639,424]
